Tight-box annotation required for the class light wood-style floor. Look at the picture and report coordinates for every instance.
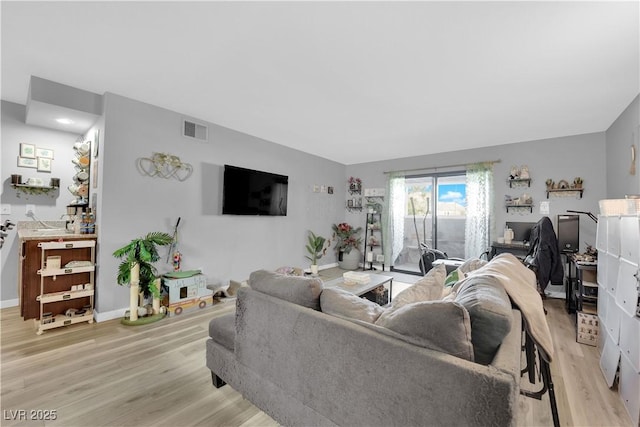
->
[1,297,633,426]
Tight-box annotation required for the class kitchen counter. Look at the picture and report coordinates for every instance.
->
[17,221,97,241]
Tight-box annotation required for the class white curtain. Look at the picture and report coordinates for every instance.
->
[384,173,406,268]
[465,163,494,259]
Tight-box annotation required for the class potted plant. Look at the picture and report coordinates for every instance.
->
[348,176,362,193]
[305,230,330,275]
[545,178,554,190]
[332,222,363,270]
[573,177,583,189]
[113,231,173,322]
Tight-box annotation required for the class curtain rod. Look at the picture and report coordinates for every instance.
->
[383,159,501,175]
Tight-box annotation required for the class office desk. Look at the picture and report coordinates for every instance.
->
[490,242,531,260]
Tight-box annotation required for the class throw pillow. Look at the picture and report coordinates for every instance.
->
[249,269,323,310]
[391,264,446,309]
[275,266,304,276]
[454,274,513,365]
[320,288,385,323]
[375,300,474,361]
[458,258,488,275]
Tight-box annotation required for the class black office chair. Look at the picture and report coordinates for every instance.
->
[519,218,561,427]
[524,217,564,297]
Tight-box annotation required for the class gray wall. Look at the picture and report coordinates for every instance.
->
[605,95,640,198]
[0,100,80,304]
[346,132,607,254]
[96,93,345,314]
[2,92,636,312]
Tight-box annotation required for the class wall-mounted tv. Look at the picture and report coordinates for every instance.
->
[222,165,288,216]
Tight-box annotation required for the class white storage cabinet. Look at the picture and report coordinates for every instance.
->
[597,212,640,425]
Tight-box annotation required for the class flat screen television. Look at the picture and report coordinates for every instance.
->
[222,165,288,216]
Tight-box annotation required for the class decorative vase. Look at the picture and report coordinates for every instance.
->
[338,248,360,270]
[310,264,319,275]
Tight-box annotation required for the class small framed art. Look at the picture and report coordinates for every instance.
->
[17,157,37,168]
[36,148,54,159]
[20,143,36,158]
[37,157,52,172]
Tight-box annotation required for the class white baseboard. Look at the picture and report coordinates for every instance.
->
[319,262,338,270]
[94,308,127,322]
[0,298,126,323]
[1,298,19,309]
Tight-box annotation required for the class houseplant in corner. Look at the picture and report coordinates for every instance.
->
[305,230,330,275]
[113,231,173,324]
[332,222,363,270]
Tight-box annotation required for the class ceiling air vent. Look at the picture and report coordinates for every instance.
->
[182,119,208,141]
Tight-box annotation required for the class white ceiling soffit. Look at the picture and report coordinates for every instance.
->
[2,1,639,164]
[25,76,102,135]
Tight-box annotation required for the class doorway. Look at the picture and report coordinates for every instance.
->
[391,173,467,274]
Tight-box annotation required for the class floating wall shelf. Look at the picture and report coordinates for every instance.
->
[546,188,584,199]
[507,178,531,188]
[506,204,533,213]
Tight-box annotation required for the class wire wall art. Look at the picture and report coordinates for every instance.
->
[136,153,193,181]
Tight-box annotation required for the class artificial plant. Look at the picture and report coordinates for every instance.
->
[113,231,173,299]
[332,222,363,254]
[305,230,330,267]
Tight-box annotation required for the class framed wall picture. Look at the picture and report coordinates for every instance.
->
[17,156,37,168]
[20,143,36,158]
[37,157,52,172]
[36,148,54,159]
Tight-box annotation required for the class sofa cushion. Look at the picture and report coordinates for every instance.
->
[391,263,446,309]
[249,269,323,310]
[458,257,488,275]
[375,300,474,361]
[453,274,513,365]
[208,313,236,351]
[320,288,385,323]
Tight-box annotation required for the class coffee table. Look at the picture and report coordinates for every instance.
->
[323,273,393,303]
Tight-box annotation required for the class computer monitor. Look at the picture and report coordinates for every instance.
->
[557,214,579,253]
[505,221,536,243]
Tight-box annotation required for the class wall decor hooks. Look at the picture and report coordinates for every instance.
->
[136,153,193,181]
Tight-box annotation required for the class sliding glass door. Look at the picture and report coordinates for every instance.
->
[391,172,467,274]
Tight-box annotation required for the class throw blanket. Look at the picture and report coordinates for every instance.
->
[467,253,555,362]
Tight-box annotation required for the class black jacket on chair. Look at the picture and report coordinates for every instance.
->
[526,217,564,291]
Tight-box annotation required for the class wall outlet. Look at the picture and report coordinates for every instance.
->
[539,201,550,215]
[26,204,35,215]
[0,204,11,215]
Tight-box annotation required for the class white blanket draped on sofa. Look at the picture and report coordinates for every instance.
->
[463,253,555,362]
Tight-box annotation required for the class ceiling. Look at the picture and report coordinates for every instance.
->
[2,1,638,165]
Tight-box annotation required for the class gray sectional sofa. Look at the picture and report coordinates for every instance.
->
[206,259,529,427]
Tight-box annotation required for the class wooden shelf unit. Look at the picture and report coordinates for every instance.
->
[35,240,95,334]
[363,212,384,271]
